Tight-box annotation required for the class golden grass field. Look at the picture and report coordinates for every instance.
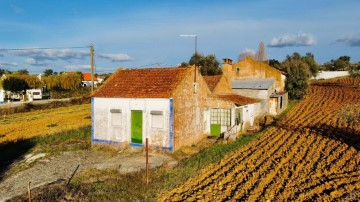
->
[0,104,91,143]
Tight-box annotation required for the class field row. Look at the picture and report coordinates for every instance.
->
[160,77,360,201]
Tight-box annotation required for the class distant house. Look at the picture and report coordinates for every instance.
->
[91,66,211,152]
[222,58,288,116]
[82,72,99,87]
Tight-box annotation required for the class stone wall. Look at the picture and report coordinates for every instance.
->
[172,67,210,151]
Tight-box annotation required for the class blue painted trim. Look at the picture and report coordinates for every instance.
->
[91,97,94,142]
[92,138,123,144]
[130,143,143,147]
[169,98,174,151]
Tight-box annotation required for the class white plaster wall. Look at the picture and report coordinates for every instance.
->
[0,90,4,103]
[312,71,349,80]
[93,98,171,148]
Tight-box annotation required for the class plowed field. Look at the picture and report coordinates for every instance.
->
[160,77,360,201]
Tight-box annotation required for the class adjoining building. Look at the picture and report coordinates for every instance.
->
[222,58,288,116]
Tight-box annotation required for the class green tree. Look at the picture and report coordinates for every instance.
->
[2,77,29,93]
[43,68,54,76]
[282,53,312,99]
[303,52,319,77]
[269,59,282,71]
[15,69,29,75]
[188,53,222,75]
[0,68,12,75]
[349,62,360,77]
[322,56,351,71]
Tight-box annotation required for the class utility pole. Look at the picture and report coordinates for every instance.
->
[89,44,95,92]
[179,35,197,82]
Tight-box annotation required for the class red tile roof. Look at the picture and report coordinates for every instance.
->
[203,75,222,92]
[91,67,191,98]
[214,94,258,106]
[82,73,97,81]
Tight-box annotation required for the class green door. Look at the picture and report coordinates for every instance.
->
[210,124,221,136]
[131,110,143,144]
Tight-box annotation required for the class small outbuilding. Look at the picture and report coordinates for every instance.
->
[91,66,210,152]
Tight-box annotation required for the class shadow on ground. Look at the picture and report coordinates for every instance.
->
[310,124,360,151]
[0,139,35,180]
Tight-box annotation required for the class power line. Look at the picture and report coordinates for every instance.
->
[0,46,88,51]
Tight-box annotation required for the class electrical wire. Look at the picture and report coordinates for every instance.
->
[0,46,88,51]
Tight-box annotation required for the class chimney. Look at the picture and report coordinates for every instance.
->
[222,58,233,89]
[223,58,233,65]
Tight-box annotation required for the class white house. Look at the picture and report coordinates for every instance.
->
[91,66,212,152]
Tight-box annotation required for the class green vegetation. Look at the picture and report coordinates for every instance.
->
[182,52,222,76]
[2,77,29,93]
[282,53,313,99]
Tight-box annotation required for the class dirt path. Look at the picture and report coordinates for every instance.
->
[0,150,173,202]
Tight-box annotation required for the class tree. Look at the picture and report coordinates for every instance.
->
[15,69,29,75]
[179,62,188,67]
[238,50,255,61]
[188,53,222,75]
[303,52,319,77]
[255,41,267,61]
[268,59,282,71]
[322,56,351,71]
[0,68,11,75]
[43,68,54,76]
[282,53,312,99]
[2,77,29,93]
[349,62,360,77]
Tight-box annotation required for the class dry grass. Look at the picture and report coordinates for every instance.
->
[0,104,91,143]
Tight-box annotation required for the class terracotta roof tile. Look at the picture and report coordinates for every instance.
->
[203,75,222,91]
[91,67,191,98]
[82,73,97,81]
[214,94,258,106]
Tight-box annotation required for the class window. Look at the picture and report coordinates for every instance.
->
[110,109,122,126]
[151,111,164,129]
[210,108,231,126]
[236,67,240,72]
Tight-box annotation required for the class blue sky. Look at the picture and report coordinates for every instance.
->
[0,0,359,74]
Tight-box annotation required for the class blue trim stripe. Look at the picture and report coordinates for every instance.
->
[92,138,122,144]
[169,98,174,151]
[130,143,143,147]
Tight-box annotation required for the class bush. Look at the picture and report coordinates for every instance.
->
[50,88,91,99]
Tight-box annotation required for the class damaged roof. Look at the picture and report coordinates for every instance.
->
[203,75,222,92]
[232,78,275,90]
[214,94,259,106]
[91,67,191,98]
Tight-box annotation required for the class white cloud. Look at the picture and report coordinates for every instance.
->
[336,34,360,47]
[11,49,89,62]
[65,65,91,71]
[10,5,24,14]
[0,61,18,67]
[97,53,132,62]
[25,58,49,66]
[268,32,316,48]
[5,48,132,64]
